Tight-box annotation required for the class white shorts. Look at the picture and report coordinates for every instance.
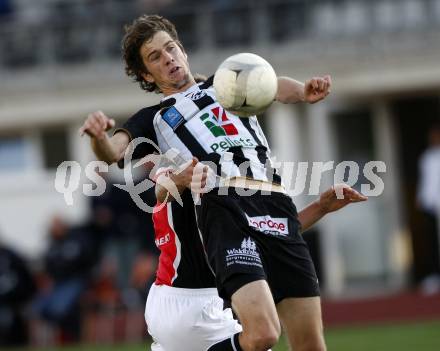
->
[145,284,242,351]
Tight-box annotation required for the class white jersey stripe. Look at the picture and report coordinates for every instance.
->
[166,202,182,284]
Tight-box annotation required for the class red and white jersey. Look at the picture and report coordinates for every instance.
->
[152,189,216,288]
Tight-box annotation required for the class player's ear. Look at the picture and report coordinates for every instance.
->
[142,72,155,84]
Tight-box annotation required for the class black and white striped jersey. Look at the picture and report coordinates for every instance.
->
[115,77,281,184]
[153,77,281,184]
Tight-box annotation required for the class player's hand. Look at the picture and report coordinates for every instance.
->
[172,158,213,193]
[190,160,215,195]
[304,75,331,104]
[170,157,199,189]
[318,183,367,214]
[79,110,115,139]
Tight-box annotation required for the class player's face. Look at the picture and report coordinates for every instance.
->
[140,31,195,96]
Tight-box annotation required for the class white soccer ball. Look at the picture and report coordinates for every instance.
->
[213,53,278,117]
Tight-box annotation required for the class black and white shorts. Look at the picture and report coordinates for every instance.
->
[197,188,320,303]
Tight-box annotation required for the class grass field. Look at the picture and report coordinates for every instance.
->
[274,320,440,351]
[20,320,440,351]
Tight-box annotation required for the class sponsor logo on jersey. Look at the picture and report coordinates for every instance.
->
[209,136,255,152]
[162,107,185,131]
[245,214,289,236]
[200,106,238,137]
[199,106,258,152]
[225,237,262,268]
[155,233,171,247]
[185,90,206,101]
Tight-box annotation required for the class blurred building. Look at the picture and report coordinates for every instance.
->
[1,0,440,297]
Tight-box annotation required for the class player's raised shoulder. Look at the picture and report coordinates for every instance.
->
[131,104,162,119]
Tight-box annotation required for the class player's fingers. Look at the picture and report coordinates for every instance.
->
[333,183,350,199]
[344,187,367,201]
[175,159,194,175]
[324,75,332,84]
[317,79,325,92]
[80,119,95,137]
[81,112,102,137]
[96,113,108,130]
[351,197,367,203]
[87,111,103,129]
[324,75,332,91]
[311,78,319,90]
[106,118,116,130]
[191,164,204,180]
[87,112,100,126]
[341,186,355,197]
[352,192,368,201]
[322,79,329,93]
[96,113,106,128]
[200,174,207,188]
[79,127,87,137]
[191,168,211,193]
[305,79,315,91]
[191,157,199,167]
[95,110,108,122]
[89,119,104,134]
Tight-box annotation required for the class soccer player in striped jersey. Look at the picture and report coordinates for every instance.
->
[79,14,366,351]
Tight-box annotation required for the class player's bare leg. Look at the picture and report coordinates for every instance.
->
[231,280,281,351]
[276,297,326,351]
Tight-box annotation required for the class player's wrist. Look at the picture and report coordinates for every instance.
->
[315,198,329,217]
[94,131,109,142]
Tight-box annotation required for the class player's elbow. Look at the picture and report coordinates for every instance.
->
[100,154,119,166]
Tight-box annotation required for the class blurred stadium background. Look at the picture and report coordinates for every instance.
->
[1,0,440,349]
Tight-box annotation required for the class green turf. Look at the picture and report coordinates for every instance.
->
[274,320,440,351]
[13,320,440,351]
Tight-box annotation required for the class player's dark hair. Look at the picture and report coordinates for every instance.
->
[122,15,181,93]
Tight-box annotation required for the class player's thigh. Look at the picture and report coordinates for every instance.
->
[231,279,280,337]
[276,296,326,351]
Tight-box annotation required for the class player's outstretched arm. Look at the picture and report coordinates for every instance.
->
[298,184,367,233]
[79,111,129,164]
[276,75,331,104]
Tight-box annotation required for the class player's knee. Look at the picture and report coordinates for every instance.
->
[244,327,280,351]
[261,329,280,348]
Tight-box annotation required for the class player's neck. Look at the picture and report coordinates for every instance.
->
[162,76,197,97]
